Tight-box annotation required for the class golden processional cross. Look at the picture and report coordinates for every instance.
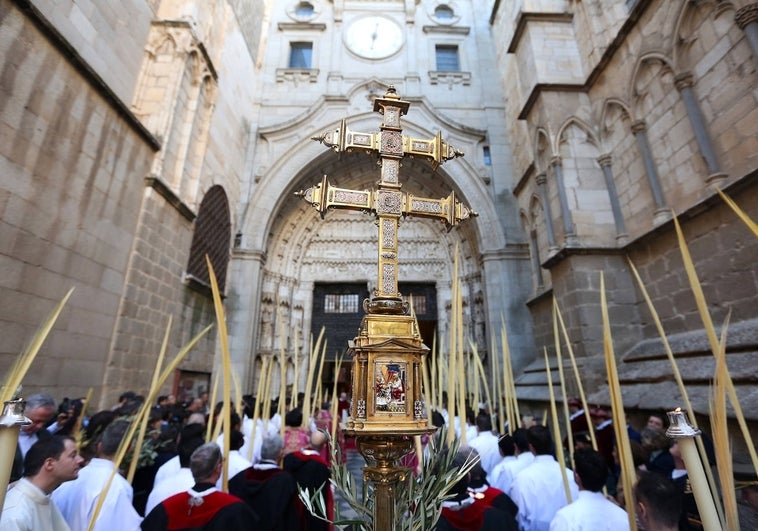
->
[295,85,478,531]
[296,86,477,314]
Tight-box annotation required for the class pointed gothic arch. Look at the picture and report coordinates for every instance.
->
[672,0,736,73]
[555,116,599,152]
[599,98,633,143]
[629,52,676,118]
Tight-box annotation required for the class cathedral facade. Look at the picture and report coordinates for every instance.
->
[1,0,756,449]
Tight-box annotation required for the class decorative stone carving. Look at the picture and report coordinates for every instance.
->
[631,120,647,134]
[674,72,694,91]
[736,4,758,29]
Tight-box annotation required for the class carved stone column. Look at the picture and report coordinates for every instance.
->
[631,120,670,225]
[736,3,758,62]
[550,156,577,245]
[596,154,628,241]
[529,231,544,289]
[536,173,558,251]
[674,72,727,185]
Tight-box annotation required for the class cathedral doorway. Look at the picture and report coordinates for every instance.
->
[311,282,370,362]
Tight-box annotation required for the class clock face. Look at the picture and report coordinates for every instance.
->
[344,15,404,60]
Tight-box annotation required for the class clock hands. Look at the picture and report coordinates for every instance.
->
[370,21,379,50]
[345,16,402,58]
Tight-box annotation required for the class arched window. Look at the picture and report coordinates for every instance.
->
[295,2,314,18]
[186,185,231,293]
[434,5,454,21]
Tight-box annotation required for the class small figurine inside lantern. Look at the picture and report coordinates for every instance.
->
[375,363,406,412]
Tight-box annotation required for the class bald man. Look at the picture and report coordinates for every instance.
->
[283,430,334,531]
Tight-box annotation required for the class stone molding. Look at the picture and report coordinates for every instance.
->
[631,120,647,134]
[517,83,585,120]
[541,245,625,270]
[144,176,196,222]
[149,20,218,81]
[506,12,574,54]
[735,3,758,29]
[428,70,472,86]
[480,244,531,261]
[713,1,735,18]
[422,25,470,35]
[231,249,267,263]
[597,154,613,168]
[674,71,694,91]
[277,22,327,31]
[514,162,535,196]
[276,68,319,83]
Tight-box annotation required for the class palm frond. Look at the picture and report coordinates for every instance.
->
[299,428,473,530]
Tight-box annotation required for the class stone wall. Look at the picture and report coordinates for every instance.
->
[0,0,262,408]
[27,0,155,104]
[491,0,758,440]
[0,1,154,399]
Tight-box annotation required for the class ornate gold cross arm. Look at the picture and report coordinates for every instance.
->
[312,122,463,169]
[311,119,380,156]
[294,176,477,230]
[403,132,464,169]
[405,191,478,231]
[294,175,372,218]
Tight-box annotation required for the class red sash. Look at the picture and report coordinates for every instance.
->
[440,500,489,531]
[162,490,240,530]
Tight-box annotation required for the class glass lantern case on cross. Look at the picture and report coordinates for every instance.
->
[296,85,477,531]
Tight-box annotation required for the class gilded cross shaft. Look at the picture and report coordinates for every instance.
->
[295,86,477,314]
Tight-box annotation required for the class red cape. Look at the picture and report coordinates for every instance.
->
[161,490,239,530]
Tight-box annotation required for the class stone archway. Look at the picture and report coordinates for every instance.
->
[228,86,534,391]
[254,149,484,392]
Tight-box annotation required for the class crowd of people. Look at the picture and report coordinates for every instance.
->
[430,398,758,531]
[1,390,756,530]
[1,391,334,530]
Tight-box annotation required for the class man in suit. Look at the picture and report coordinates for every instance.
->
[11,393,57,482]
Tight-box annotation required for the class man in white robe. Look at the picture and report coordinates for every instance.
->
[2,435,83,530]
[217,430,252,486]
[549,447,630,530]
[453,413,478,443]
[490,433,516,491]
[239,414,263,463]
[144,424,204,515]
[492,428,534,495]
[509,425,579,531]
[468,413,501,477]
[152,413,205,487]
[52,420,142,531]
